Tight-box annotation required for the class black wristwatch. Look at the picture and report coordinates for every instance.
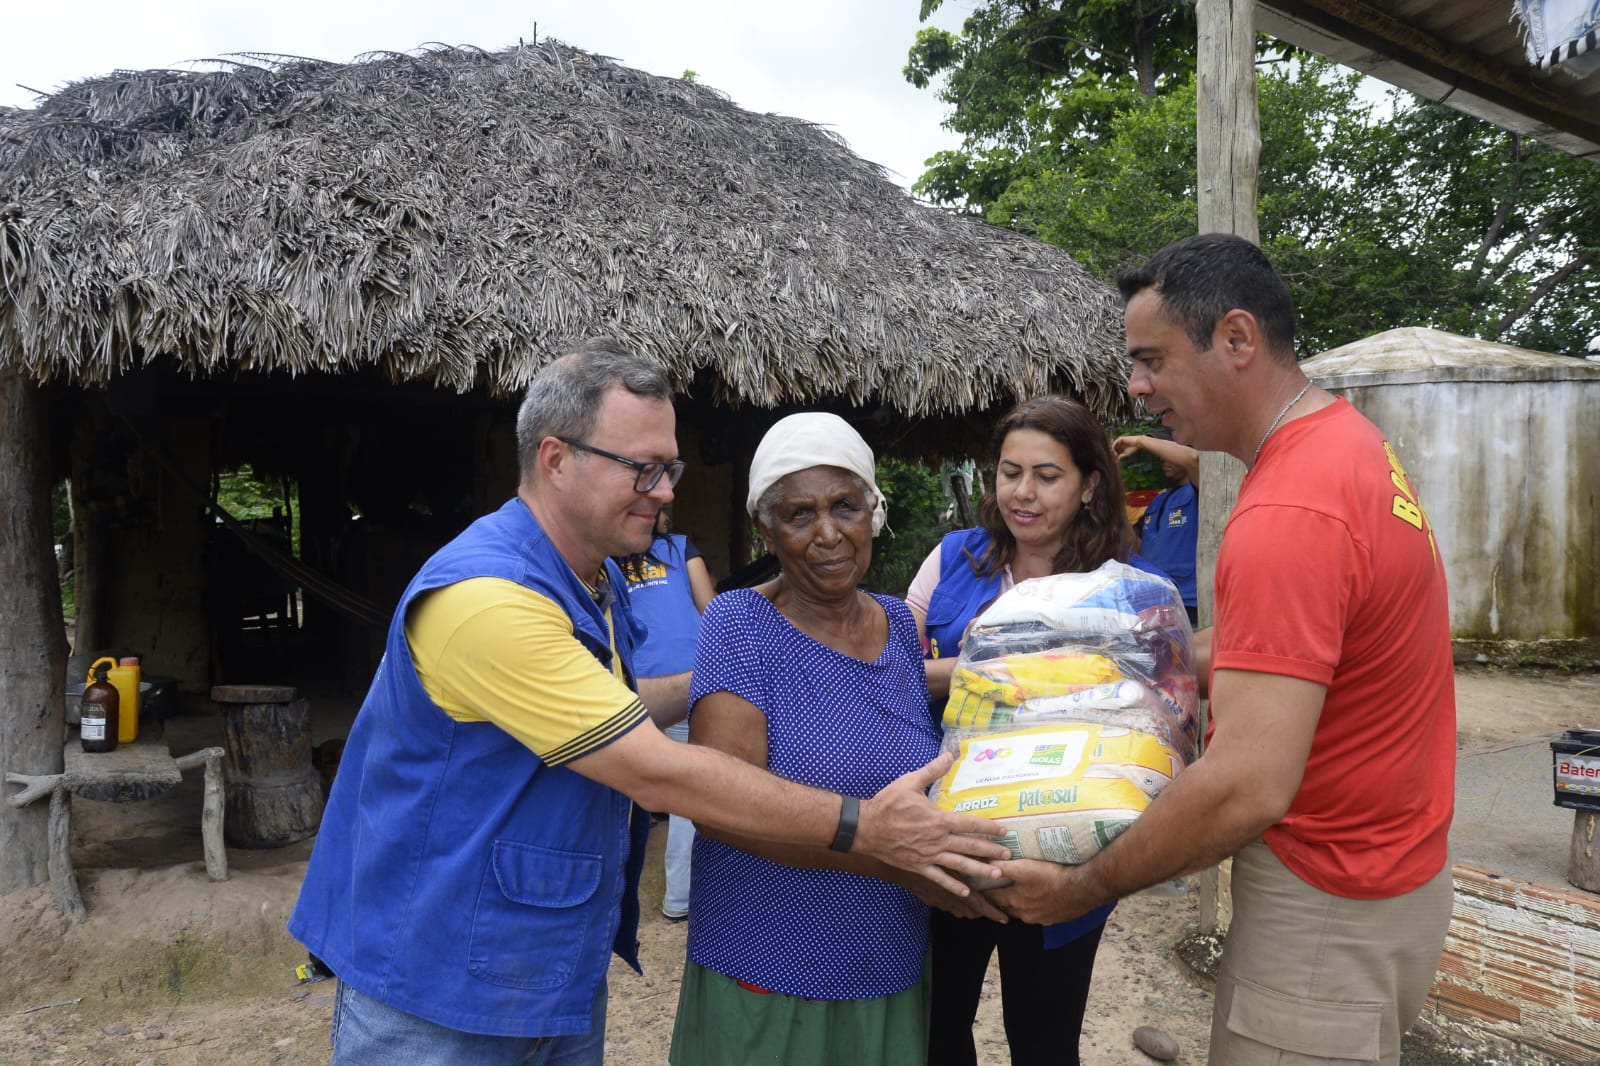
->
[829,794,860,853]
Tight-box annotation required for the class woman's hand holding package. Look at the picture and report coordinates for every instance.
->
[855,752,1010,895]
[899,873,1010,921]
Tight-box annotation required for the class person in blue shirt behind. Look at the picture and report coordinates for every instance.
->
[905,396,1172,1066]
[1115,428,1200,627]
[617,507,716,921]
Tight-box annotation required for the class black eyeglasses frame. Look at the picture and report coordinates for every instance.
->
[557,438,686,493]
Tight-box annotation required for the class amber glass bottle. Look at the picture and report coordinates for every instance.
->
[80,665,120,753]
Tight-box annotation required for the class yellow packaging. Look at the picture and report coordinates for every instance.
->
[932,722,1183,867]
[944,650,1124,729]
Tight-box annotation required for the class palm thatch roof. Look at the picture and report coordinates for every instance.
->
[0,41,1130,421]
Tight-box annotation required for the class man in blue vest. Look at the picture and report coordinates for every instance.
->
[1114,428,1199,626]
[289,338,1006,1066]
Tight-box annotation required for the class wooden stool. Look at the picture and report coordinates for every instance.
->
[5,740,227,922]
[211,684,325,848]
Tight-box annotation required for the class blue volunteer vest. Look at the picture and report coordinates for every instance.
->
[288,498,651,1038]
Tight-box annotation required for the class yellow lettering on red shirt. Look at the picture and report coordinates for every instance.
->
[1392,494,1423,529]
[1382,442,1439,561]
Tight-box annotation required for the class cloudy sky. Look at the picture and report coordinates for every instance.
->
[1,0,970,189]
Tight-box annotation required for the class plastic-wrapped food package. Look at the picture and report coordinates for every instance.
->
[929,560,1198,874]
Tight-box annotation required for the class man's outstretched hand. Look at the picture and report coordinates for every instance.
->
[986,858,1109,926]
[854,753,1011,896]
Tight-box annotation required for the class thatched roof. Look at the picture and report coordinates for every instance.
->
[0,41,1129,420]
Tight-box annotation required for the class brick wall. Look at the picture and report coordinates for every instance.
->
[1420,863,1600,1061]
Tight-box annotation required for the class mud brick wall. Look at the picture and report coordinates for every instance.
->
[1420,863,1600,1060]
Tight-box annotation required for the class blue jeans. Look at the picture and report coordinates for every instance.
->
[663,720,695,917]
[330,979,607,1066]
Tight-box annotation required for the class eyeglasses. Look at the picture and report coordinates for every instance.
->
[558,438,686,493]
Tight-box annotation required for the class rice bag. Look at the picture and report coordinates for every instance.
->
[928,560,1198,876]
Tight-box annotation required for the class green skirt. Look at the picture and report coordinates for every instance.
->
[668,956,931,1066]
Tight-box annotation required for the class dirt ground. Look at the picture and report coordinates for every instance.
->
[1,663,1595,1066]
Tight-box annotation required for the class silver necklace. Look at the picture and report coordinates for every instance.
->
[1251,381,1313,466]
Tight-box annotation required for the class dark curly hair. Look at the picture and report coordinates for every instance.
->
[970,396,1133,578]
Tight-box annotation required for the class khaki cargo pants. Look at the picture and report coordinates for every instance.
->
[1209,840,1453,1065]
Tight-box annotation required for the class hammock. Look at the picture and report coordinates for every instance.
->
[209,502,393,629]
[138,440,394,631]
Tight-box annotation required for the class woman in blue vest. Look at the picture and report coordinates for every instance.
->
[617,508,716,920]
[905,396,1168,1066]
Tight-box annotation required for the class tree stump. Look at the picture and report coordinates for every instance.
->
[211,685,325,849]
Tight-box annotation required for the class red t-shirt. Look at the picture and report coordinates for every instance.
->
[1213,397,1455,899]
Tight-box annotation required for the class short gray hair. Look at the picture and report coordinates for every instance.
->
[514,339,674,475]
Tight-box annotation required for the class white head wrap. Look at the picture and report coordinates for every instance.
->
[745,413,887,537]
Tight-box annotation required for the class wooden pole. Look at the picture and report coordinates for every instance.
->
[68,396,112,660]
[47,786,85,922]
[950,470,975,530]
[1192,0,1263,934]
[1570,809,1600,892]
[0,371,69,898]
[1196,0,1261,243]
[175,747,230,881]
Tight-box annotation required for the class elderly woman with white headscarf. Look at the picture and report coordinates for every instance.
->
[667,413,999,1066]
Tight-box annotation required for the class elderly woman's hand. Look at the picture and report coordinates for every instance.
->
[853,753,1011,895]
[901,875,1010,921]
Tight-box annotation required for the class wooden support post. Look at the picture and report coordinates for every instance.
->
[951,472,975,530]
[1196,0,1261,242]
[1193,0,1262,935]
[1570,809,1600,892]
[48,785,86,923]
[0,368,69,898]
[175,747,229,881]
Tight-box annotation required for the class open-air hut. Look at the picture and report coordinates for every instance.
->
[0,40,1131,889]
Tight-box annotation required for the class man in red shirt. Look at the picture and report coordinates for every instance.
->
[990,234,1455,1066]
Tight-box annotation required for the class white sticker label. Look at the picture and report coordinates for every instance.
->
[948,729,1091,793]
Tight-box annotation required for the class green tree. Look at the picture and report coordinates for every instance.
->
[909,4,1600,355]
[866,458,954,598]
[905,0,1224,207]
[217,466,300,553]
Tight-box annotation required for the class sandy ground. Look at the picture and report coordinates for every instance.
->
[0,664,1593,1066]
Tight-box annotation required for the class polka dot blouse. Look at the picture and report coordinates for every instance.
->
[685,588,939,1000]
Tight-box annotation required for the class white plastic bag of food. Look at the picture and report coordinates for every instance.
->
[928,560,1197,875]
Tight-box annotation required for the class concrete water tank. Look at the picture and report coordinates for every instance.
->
[1302,327,1600,641]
